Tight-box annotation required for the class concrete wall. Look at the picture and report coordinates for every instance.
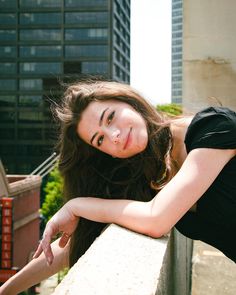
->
[52,225,193,295]
[183,0,236,112]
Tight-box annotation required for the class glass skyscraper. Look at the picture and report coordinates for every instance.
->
[0,0,130,174]
[171,0,183,104]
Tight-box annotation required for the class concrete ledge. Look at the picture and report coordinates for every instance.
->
[52,225,193,295]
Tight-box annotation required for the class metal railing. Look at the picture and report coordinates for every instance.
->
[30,152,59,178]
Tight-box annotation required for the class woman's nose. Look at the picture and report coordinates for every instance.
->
[110,129,121,144]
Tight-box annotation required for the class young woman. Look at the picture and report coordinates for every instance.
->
[1,80,235,294]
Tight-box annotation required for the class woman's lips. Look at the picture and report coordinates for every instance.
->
[123,127,132,150]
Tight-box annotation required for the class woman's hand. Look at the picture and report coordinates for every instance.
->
[33,202,79,265]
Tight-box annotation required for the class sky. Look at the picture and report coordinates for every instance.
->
[130,0,171,105]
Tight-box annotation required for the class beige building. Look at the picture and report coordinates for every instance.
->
[183,0,236,112]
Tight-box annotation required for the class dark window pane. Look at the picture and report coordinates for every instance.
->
[20,13,62,25]
[20,29,61,41]
[65,0,107,7]
[0,13,17,25]
[0,63,16,74]
[0,96,16,107]
[20,0,62,8]
[0,0,17,9]
[18,111,46,123]
[19,95,42,107]
[18,128,42,140]
[20,45,61,57]
[42,78,60,91]
[0,30,16,41]
[20,62,61,74]
[19,79,43,90]
[0,46,16,57]
[64,61,81,74]
[0,80,16,91]
[0,111,15,123]
[82,62,108,74]
[0,128,15,140]
[65,28,107,41]
[65,45,108,58]
[65,12,108,24]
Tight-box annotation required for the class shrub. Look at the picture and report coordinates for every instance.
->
[41,167,63,222]
[156,103,182,116]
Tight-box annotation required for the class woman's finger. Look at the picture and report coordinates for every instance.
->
[59,233,71,248]
[33,241,43,259]
[41,228,55,265]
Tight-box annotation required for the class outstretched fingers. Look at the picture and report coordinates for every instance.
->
[33,222,57,265]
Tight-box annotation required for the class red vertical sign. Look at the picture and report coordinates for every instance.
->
[1,198,13,270]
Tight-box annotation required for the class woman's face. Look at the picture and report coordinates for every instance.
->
[77,100,148,158]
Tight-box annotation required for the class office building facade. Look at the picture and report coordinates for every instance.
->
[171,0,183,104]
[0,0,130,173]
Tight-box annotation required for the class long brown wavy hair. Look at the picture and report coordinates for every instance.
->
[54,80,177,267]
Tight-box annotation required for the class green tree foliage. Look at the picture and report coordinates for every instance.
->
[156,103,182,116]
[41,167,64,222]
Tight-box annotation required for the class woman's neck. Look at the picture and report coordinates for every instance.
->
[170,117,193,168]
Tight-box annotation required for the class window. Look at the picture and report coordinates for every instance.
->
[0,0,17,9]
[65,45,108,58]
[0,96,15,107]
[172,32,182,38]
[18,111,45,123]
[65,12,108,24]
[0,13,17,25]
[172,39,182,46]
[172,53,182,60]
[19,95,42,107]
[0,79,16,90]
[0,110,15,122]
[0,30,16,41]
[172,46,182,53]
[0,46,16,57]
[18,128,42,140]
[172,24,182,31]
[64,61,81,74]
[20,0,62,8]
[0,63,16,74]
[20,29,61,41]
[172,17,182,25]
[172,68,182,75]
[20,45,61,57]
[65,28,107,41]
[172,2,182,10]
[20,13,62,25]
[20,62,61,74]
[65,0,107,7]
[0,128,15,140]
[19,79,42,90]
[82,62,108,74]
[172,61,182,67]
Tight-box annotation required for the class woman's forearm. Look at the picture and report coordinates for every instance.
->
[0,239,69,295]
[67,197,160,237]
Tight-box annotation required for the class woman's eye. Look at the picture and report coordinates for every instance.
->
[107,111,115,125]
[97,135,104,147]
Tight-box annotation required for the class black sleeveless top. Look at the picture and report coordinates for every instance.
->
[175,107,236,262]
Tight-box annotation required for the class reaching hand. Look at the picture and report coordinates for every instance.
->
[33,202,79,265]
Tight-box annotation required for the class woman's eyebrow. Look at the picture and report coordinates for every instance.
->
[99,107,109,126]
[90,107,109,144]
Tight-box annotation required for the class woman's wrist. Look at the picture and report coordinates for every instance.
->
[66,198,80,219]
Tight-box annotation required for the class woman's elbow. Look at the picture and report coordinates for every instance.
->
[144,218,171,239]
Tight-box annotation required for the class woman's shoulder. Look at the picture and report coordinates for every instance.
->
[184,106,236,152]
[193,106,236,121]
